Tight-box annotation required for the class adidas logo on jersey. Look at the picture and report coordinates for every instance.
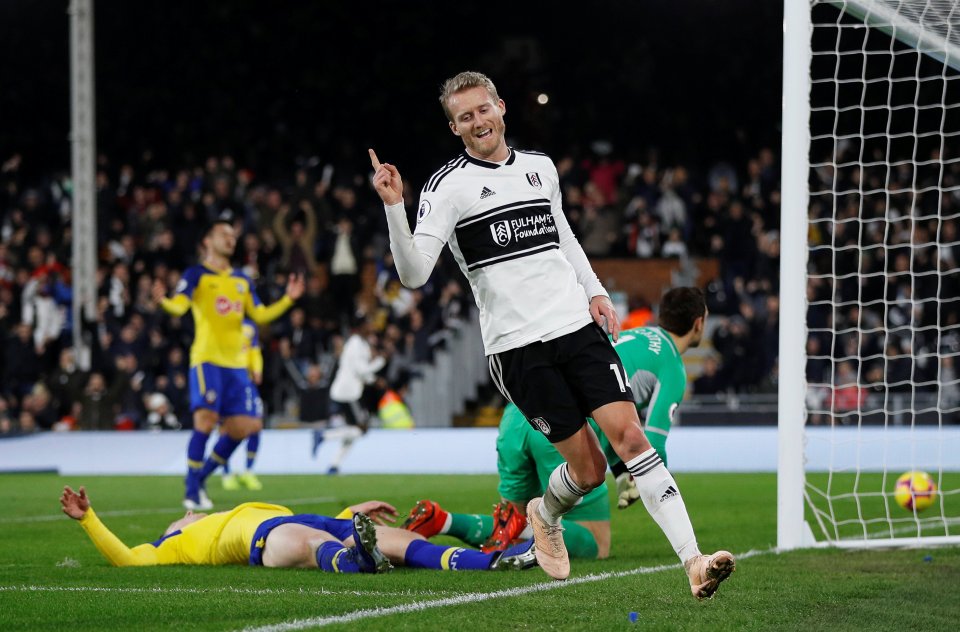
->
[659,485,678,503]
[480,186,496,199]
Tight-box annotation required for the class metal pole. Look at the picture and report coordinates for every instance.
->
[69,0,97,370]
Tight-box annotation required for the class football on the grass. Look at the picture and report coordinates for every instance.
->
[894,471,937,512]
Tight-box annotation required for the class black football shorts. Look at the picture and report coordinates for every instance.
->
[488,323,634,443]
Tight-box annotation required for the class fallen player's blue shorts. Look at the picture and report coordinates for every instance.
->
[249,514,354,565]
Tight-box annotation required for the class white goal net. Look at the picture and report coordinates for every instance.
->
[780,0,960,548]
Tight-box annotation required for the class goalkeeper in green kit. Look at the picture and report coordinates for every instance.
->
[402,287,708,560]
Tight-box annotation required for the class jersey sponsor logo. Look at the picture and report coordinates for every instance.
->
[526,172,542,189]
[490,220,512,246]
[417,199,432,223]
[480,186,496,199]
[530,416,551,435]
[215,295,243,315]
[455,200,559,270]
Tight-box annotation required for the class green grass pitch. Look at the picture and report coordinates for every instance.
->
[1,472,958,631]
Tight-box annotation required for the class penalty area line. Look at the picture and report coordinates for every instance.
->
[241,548,771,632]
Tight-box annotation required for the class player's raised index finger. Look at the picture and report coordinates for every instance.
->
[368,148,382,171]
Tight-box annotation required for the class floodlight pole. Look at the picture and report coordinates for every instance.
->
[69,0,97,370]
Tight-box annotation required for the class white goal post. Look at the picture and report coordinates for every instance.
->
[779,0,960,549]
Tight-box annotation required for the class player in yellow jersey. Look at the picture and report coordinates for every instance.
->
[153,219,304,510]
[60,486,536,572]
[220,318,265,492]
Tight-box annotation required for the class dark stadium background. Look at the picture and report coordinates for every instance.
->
[1,1,782,185]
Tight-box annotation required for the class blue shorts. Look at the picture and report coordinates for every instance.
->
[249,515,354,565]
[189,363,263,418]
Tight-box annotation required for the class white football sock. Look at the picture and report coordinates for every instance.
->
[539,462,587,526]
[625,448,701,564]
[438,513,453,534]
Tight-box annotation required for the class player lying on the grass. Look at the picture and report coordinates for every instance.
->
[60,486,535,573]
[403,287,708,562]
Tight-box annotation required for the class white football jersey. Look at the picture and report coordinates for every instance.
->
[414,148,603,354]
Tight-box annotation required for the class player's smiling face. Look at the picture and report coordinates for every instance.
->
[447,86,508,162]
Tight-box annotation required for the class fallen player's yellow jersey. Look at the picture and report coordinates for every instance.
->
[79,502,293,566]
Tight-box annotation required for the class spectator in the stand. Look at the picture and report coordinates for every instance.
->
[21,271,64,361]
[630,165,660,211]
[578,204,619,258]
[583,150,624,206]
[379,278,415,321]
[437,280,467,331]
[753,229,780,294]
[299,363,331,426]
[760,296,780,376]
[655,170,688,235]
[328,218,362,326]
[46,347,88,419]
[116,354,147,426]
[720,201,755,285]
[22,382,57,430]
[163,348,191,425]
[629,210,660,259]
[273,200,319,277]
[300,273,339,347]
[712,316,752,392]
[5,322,42,400]
[691,191,725,257]
[692,356,726,395]
[381,323,417,387]
[285,307,320,369]
[406,308,437,364]
[18,410,38,434]
[107,262,130,319]
[171,202,203,264]
[885,343,913,392]
[830,361,865,423]
[145,392,182,431]
[661,228,688,259]
[76,370,130,431]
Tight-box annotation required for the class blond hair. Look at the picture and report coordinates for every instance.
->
[439,71,500,121]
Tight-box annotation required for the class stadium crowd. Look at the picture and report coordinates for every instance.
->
[1,138,955,434]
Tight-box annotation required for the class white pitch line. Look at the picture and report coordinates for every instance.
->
[0,585,455,599]
[0,497,338,524]
[241,548,771,632]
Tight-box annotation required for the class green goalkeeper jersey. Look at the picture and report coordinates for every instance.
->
[612,326,688,466]
[495,326,688,519]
